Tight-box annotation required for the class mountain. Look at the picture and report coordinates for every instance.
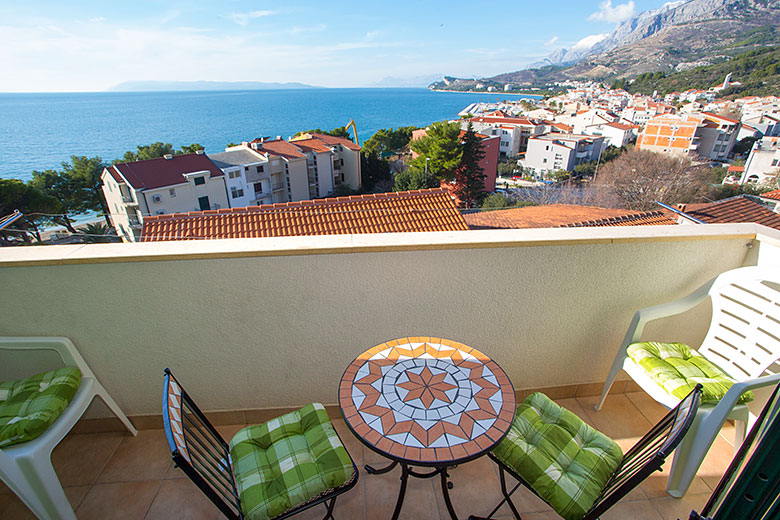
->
[431,0,780,88]
[108,80,319,92]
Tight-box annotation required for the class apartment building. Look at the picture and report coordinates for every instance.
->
[522,133,606,175]
[101,153,229,242]
[583,121,638,148]
[208,149,272,208]
[636,113,740,161]
[464,115,546,157]
[229,133,362,202]
[741,136,780,186]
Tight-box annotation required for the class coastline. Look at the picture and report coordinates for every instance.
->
[429,88,543,99]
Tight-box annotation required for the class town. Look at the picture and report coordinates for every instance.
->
[3,76,778,244]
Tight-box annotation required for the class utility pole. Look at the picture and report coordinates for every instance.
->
[425,157,430,187]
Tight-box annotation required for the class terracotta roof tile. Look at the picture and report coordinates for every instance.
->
[141,189,467,241]
[563,210,677,228]
[761,189,780,201]
[307,133,361,151]
[464,204,645,229]
[253,139,305,159]
[679,196,780,230]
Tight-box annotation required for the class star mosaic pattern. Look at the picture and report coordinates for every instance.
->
[339,337,515,464]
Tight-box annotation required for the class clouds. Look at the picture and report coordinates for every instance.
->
[544,36,559,47]
[588,0,636,23]
[224,10,274,26]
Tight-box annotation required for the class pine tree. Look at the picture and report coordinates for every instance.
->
[454,123,487,208]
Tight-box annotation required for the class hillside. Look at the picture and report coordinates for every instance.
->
[430,0,780,90]
[612,45,780,96]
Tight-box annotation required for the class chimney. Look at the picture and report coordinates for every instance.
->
[163,154,173,160]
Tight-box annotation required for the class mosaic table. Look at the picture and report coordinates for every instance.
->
[339,337,516,520]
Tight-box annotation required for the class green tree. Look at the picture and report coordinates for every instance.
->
[454,123,487,208]
[360,152,391,191]
[179,143,205,155]
[401,121,462,191]
[28,169,82,232]
[497,160,518,177]
[294,127,351,139]
[62,156,111,226]
[393,167,431,191]
[118,142,205,163]
[78,222,120,243]
[362,126,417,157]
[481,193,512,209]
[0,179,62,244]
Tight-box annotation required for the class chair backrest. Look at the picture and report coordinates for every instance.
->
[162,368,242,520]
[700,266,780,381]
[584,384,702,520]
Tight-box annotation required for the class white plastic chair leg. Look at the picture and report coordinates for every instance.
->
[733,419,747,450]
[96,383,137,436]
[0,454,47,519]
[13,451,76,520]
[596,358,623,411]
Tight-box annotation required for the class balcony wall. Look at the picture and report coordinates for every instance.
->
[1,224,779,420]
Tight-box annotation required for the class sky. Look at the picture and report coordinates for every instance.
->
[0,0,675,92]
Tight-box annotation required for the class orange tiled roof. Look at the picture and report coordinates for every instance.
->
[252,139,305,159]
[308,133,361,151]
[141,189,468,241]
[727,165,745,172]
[679,195,780,230]
[761,189,780,201]
[464,204,645,230]
[562,210,677,228]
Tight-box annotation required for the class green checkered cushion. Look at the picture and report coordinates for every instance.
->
[0,367,82,448]
[627,342,753,405]
[229,403,355,520]
[492,393,623,520]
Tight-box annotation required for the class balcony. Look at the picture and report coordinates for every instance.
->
[121,196,138,206]
[1,223,779,518]
[245,169,269,183]
[272,182,285,192]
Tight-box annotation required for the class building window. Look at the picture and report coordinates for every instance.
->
[257,165,264,173]
[228,171,241,179]
[254,183,263,194]
[198,196,210,210]
[169,188,176,197]
[772,159,778,166]
[231,187,244,198]
[194,176,206,185]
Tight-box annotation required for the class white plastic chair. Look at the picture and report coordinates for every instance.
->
[0,337,137,520]
[595,265,780,498]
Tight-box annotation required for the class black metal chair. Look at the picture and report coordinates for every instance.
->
[471,384,702,520]
[162,368,358,520]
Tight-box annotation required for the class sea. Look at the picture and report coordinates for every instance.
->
[0,88,540,182]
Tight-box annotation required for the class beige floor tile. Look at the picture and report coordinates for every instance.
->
[495,511,560,520]
[0,485,90,519]
[76,481,161,520]
[363,466,441,520]
[577,394,653,440]
[600,499,663,520]
[215,423,248,443]
[51,431,124,486]
[144,478,222,520]
[432,456,503,519]
[651,493,710,520]
[332,418,365,466]
[97,430,172,483]
[625,392,670,424]
[291,476,365,520]
[639,457,711,499]
[553,398,596,427]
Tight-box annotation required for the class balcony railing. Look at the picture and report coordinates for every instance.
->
[1,223,777,418]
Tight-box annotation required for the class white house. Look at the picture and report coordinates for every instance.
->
[208,149,272,207]
[741,136,780,187]
[522,133,606,176]
[583,122,638,148]
[101,153,229,242]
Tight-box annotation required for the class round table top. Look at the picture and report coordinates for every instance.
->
[339,337,516,466]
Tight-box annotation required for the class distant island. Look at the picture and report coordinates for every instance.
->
[108,80,320,92]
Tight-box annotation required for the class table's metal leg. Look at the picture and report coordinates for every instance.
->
[365,459,398,475]
[440,466,459,520]
[391,463,410,520]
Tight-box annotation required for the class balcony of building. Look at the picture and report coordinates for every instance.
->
[1,223,779,519]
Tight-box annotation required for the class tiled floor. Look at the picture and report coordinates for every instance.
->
[0,392,735,520]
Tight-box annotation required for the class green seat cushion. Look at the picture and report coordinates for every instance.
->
[627,342,753,405]
[492,393,622,520]
[0,367,82,448]
[229,403,355,520]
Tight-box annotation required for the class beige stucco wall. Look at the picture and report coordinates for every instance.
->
[1,224,774,418]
